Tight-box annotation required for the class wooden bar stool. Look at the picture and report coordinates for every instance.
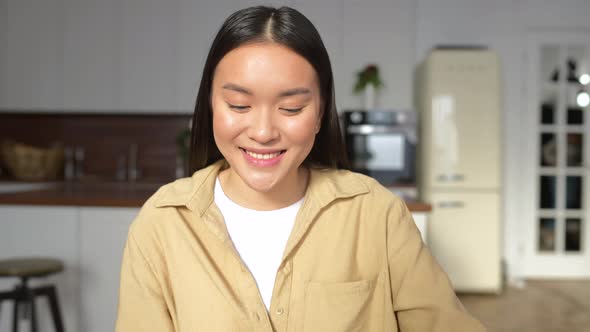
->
[0,258,65,332]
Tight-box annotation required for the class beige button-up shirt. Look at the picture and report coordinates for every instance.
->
[116,161,486,331]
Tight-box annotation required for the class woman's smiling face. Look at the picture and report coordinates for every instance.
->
[211,42,322,195]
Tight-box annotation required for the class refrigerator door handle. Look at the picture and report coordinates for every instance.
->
[437,201,465,209]
[437,173,465,182]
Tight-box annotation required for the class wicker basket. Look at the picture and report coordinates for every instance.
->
[1,141,65,181]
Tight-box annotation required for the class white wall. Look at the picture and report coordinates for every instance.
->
[0,0,63,109]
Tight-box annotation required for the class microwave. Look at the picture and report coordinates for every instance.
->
[342,110,417,186]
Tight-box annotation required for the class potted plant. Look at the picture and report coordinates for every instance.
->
[353,64,384,110]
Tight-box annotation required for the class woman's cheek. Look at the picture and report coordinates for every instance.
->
[284,114,320,143]
[212,102,238,131]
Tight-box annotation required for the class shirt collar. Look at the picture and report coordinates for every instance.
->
[154,160,226,215]
[153,160,369,214]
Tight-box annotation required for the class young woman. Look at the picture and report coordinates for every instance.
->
[116,6,485,332]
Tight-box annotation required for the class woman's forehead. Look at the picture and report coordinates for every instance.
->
[213,43,319,94]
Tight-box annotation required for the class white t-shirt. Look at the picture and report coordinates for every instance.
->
[214,177,302,311]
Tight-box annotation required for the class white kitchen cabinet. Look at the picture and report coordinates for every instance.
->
[411,212,428,244]
[0,205,80,332]
[78,207,138,332]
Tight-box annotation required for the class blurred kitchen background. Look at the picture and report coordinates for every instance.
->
[0,0,589,331]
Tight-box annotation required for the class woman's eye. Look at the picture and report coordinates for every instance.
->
[227,104,250,111]
[281,107,304,113]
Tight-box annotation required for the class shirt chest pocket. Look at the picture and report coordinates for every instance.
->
[303,278,376,332]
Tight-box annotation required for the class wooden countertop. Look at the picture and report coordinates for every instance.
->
[0,181,431,212]
[0,182,161,208]
[402,199,432,212]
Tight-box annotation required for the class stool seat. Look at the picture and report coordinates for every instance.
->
[0,258,64,278]
[0,257,66,331]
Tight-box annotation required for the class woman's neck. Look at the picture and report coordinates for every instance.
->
[218,167,309,211]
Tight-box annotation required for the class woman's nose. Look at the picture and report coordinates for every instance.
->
[247,109,279,144]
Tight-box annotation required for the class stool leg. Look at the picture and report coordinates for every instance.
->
[47,286,64,332]
[29,297,38,332]
[34,285,65,332]
[18,282,38,332]
[12,299,19,332]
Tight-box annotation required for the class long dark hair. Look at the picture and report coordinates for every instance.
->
[189,6,349,174]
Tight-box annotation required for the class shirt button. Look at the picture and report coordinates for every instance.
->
[276,307,285,315]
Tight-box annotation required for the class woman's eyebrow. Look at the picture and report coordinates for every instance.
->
[222,83,252,95]
[278,87,311,97]
[222,83,310,98]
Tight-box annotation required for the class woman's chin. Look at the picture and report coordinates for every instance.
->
[243,177,279,193]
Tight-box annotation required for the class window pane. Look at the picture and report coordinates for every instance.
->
[541,102,555,124]
[565,219,582,252]
[566,176,583,209]
[540,45,559,124]
[539,218,556,252]
[540,133,557,166]
[567,133,583,167]
[540,176,556,209]
[567,107,584,124]
[567,134,584,167]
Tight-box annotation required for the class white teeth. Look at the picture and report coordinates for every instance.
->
[245,150,282,160]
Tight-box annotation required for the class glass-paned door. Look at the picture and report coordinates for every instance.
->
[524,33,590,277]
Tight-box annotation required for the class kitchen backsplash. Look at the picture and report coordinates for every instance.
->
[0,112,191,182]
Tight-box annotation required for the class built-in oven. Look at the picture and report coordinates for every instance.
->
[342,110,417,187]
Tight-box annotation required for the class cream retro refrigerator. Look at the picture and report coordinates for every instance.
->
[417,48,502,293]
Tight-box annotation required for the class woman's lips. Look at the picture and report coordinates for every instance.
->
[240,148,286,167]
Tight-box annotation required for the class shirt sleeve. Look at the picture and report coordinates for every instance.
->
[387,200,487,331]
[116,228,175,332]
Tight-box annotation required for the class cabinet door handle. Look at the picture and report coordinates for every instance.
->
[437,174,465,182]
[438,201,465,208]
